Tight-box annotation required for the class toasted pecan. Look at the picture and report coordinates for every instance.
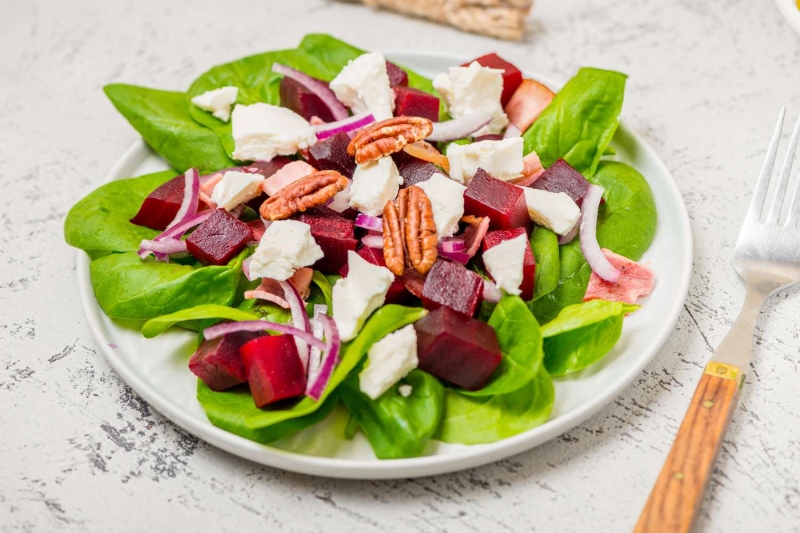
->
[348,116,434,165]
[259,170,348,220]
[382,185,438,276]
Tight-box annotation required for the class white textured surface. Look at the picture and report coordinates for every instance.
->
[1,0,800,531]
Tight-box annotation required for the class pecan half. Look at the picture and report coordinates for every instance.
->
[348,117,434,165]
[383,186,438,276]
[259,170,348,220]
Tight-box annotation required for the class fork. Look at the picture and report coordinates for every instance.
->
[634,109,800,533]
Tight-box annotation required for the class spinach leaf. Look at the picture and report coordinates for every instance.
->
[142,304,259,338]
[89,251,245,320]
[523,67,627,176]
[195,305,427,436]
[339,369,444,459]
[64,171,176,253]
[542,300,638,376]
[529,161,656,324]
[436,367,554,445]
[197,381,339,444]
[530,226,560,300]
[459,295,542,397]
[309,270,333,312]
[104,84,234,173]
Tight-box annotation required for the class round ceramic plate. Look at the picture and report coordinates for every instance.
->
[776,0,800,36]
[77,52,693,479]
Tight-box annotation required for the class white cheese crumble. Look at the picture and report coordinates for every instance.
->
[248,220,323,281]
[333,251,394,342]
[482,233,528,296]
[330,52,395,121]
[416,172,466,238]
[446,137,524,185]
[210,170,265,210]
[433,61,508,135]
[191,86,238,122]
[231,103,316,162]
[522,188,581,235]
[359,325,419,400]
[348,157,402,216]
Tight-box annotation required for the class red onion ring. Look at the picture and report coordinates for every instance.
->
[426,110,492,142]
[305,314,341,401]
[580,185,620,283]
[203,320,325,350]
[315,113,375,140]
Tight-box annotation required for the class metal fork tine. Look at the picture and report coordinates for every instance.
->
[767,112,800,224]
[746,108,785,224]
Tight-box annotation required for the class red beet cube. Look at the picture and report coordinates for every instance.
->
[131,174,197,230]
[280,76,335,123]
[393,86,440,122]
[307,132,357,179]
[531,159,590,204]
[464,169,531,233]
[189,331,264,391]
[186,209,252,266]
[462,53,523,107]
[415,306,502,390]
[241,335,306,407]
[482,228,536,300]
[339,246,410,304]
[297,207,357,274]
[399,156,439,188]
[385,61,409,87]
[422,259,484,317]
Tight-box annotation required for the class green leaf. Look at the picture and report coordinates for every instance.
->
[89,251,245,320]
[436,367,554,445]
[339,369,444,459]
[195,305,427,435]
[104,84,235,173]
[310,270,334,312]
[530,226,560,300]
[523,67,627,176]
[529,161,656,324]
[459,295,542,397]
[142,304,259,338]
[64,171,176,253]
[542,300,639,376]
[197,381,339,444]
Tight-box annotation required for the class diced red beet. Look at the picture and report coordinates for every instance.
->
[393,86,439,122]
[339,246,411,304]
[131,174,197,230]
[385,61,409,87]
[462,53,523,107]
[241,335,306,407]
[482,228,536,300]
[307,132,357,179]
[297,207,357,274]
[531,159,590,204]
[422,259,484,317]
[189,331,264,391]
[474,134,504,142]
[463,168,531,233]
[280,76,335,123]
[414,306,502,390]
[401,268,426,299]
[399,156,439,188]
[186,209,253,266]
[246,220,266,242]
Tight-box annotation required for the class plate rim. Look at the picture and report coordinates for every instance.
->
[77,52,694,479]
[776,0,800,36]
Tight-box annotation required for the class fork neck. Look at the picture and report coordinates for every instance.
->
[710,288,770,373]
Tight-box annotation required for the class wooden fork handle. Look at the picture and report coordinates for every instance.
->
[634,362,741,533]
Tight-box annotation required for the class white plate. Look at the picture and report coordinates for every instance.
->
[77,52,693,479]
[776,0,800,36]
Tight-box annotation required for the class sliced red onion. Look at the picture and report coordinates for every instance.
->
[315,113,374,140]
[361,234,384,248]
[463,216,491,258]
[355,214,383,232]
[242,256,253,281]
[272,63,349,121]
[503,124,522,139]
[482,279,502,303]
[305,304,327,389]
[138,238,187,255]
[426,110,492,142]
[559,216,581,245]
[279,280,311,370]
[203,320,325,350]
[156,210,213,242]
[440,238,466,253]
[306,314,341,401]
[580,185,620,283]
[439,249,470,264]
[167,169,200,228]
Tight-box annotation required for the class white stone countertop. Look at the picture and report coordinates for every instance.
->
[2,0,800,531]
